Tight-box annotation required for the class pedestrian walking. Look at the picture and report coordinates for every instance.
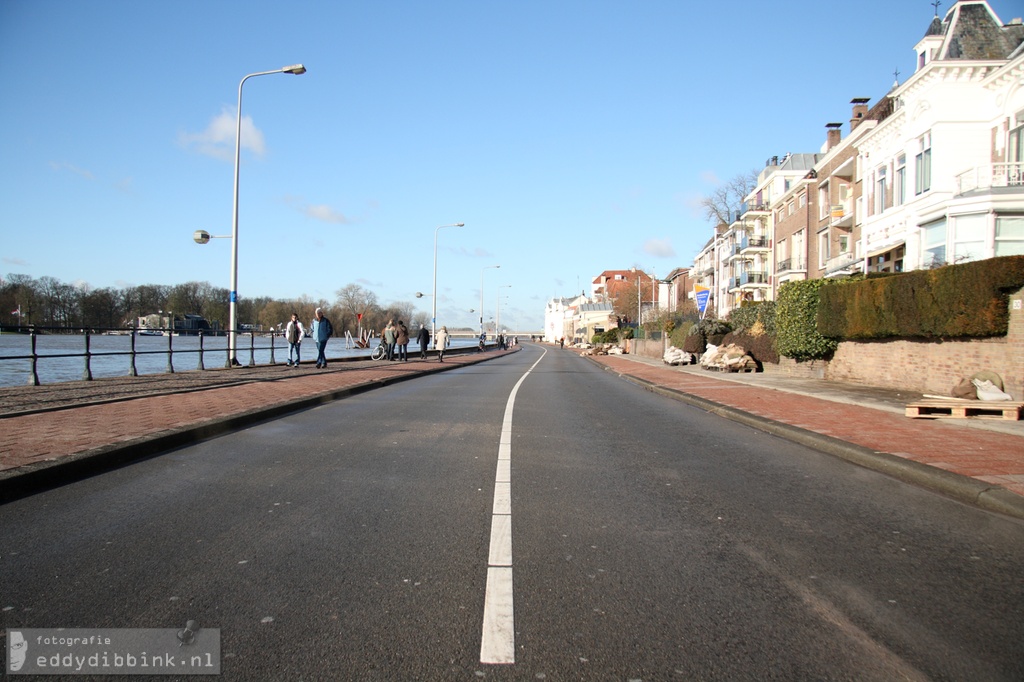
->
[284,312,304,367]
[383,320,397,361]
[396,320,410,362]
[310,307,334,369]
[416,324,430,359]
[436,325,450,362]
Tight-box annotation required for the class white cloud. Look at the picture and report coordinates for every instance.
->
[643,238,676,258]
[49,161,94,180]
[284,196,351,224]
[700,170,719,185]
[302,204,351,224]
[179,107,266,161]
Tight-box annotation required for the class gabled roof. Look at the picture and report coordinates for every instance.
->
[577,303,614,313]
[779,153,821,172]
[932,1,1024,61]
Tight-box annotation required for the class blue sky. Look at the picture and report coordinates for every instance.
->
[2,0,1020,331]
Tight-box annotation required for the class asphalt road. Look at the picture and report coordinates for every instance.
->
[2,345,1023,680]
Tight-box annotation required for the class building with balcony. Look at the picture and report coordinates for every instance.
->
[856,1,1024,273]
[719,153,820,316]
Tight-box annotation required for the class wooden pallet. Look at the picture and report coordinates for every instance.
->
[905,399,1023,421]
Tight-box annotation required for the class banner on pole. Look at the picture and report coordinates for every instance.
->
[694,285,710,317]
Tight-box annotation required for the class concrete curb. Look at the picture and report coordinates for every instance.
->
[0,350,503,504]
[588,357,1024,521]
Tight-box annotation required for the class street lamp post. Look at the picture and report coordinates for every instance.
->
[480,264,500,338]
[631,267,645,340]
[431,222,465,348]
[496,284,512,335]
[226,64,306,367]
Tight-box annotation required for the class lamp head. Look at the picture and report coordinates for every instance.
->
[283,64,306,75]
[455,222,465,227]
[193,230,211,245]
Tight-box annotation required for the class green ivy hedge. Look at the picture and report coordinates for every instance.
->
[818,255,1024,339]
[775,280,838,361]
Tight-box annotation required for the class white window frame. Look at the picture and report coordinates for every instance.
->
[874,166,887,214]
[995,215,1024,256]
[895,154,906,206]
[915,132,932,195]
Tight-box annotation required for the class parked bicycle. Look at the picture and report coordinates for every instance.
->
[370,339,387,361]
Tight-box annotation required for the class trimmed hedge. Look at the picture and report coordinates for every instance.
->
[721,331,779,364]
[776,280,838,361]
[818,255,1024,339]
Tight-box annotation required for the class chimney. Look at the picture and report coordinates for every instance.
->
[826,123,842,151]
[850,98,870,131]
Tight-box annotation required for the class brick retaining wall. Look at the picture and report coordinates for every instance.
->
[636,286,1024,400]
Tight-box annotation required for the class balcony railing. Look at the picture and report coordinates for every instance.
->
[824,252,861,276]
[740,271,769,286]
[740,235,770,251]
[776,258,806,273]
[956,162,1024,195]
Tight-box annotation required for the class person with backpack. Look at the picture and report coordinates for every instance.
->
[284,312,305,367]
[310,307,334,369]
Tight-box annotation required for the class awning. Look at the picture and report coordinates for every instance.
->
[866,241,905,258]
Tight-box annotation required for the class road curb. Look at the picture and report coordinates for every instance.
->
[588,357,1024,521]
[0,350,505,504]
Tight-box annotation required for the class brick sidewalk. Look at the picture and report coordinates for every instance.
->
[589,355,1024,499]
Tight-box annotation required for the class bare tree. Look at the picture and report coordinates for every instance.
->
[699,168,760,227]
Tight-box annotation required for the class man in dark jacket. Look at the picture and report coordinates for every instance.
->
[416,325,430,360]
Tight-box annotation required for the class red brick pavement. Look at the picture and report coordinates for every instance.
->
[590,355,1024,498]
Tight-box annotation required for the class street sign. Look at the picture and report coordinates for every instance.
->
[694,285,710,318]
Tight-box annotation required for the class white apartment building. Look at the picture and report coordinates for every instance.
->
[857,1,1024,272]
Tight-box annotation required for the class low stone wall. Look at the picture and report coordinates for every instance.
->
[635,287,1024,400]
[631,338,665,360]
[770,287,1024,400]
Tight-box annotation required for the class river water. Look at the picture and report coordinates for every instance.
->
[0,333,480,387]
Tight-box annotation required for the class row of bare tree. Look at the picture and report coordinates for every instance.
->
[0,275,438,337]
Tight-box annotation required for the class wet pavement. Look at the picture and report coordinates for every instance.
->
[1,345,1022,519]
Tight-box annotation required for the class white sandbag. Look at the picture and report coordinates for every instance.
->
[972,378,1013,401]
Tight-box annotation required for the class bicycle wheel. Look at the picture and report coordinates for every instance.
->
[371,345,385,361]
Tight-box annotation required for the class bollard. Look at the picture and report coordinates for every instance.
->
[82,329,93,381]
[197,331,205,371]
[248,333,256,367]
[269,332,276,365]
[166,329,174,374]
[28,327,40,386]
[129,326,138,377]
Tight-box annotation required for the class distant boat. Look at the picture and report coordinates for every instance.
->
[137,329,164,336]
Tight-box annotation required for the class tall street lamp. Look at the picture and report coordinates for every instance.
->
[226,64,306,366]
[496,284,512,334]
[431,222,465,347]
[480,264,500,337]
[631,267,644,335]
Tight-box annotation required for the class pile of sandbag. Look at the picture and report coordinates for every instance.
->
[663,346,693,365]
[951,371,1013,401]
[699,343,758,372]
[607,345,625,355]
